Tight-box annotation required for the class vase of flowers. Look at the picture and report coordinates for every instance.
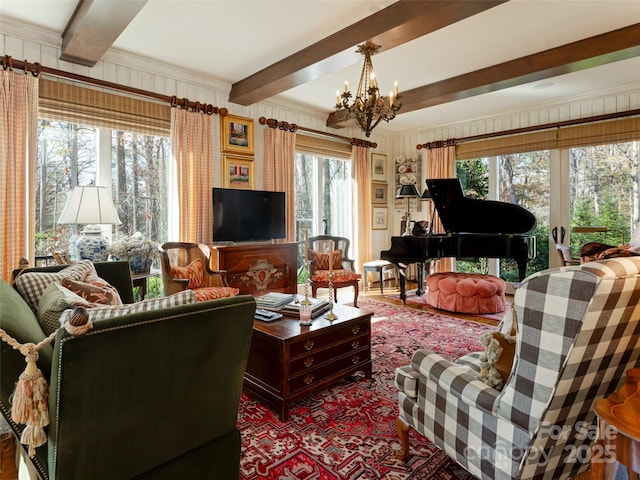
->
[109,232,159,273]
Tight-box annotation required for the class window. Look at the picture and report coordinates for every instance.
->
[35,120,170,258]
[456,151,550,281]
[568,141,640,250]
[295,152,352,237]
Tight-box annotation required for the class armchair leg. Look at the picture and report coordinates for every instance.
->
[395,416,411,461]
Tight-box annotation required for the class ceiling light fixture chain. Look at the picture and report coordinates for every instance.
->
[334,41,401,137]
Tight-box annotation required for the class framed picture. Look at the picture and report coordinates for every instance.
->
[371,153,387,181]
[371,182,388,205]
[223,155,254,189]
[221,114,254,155]
[372,207,388,230]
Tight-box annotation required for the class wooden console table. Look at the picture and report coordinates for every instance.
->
[210,242,298,295]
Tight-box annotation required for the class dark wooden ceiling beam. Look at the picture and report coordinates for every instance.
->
[229,0,507,106]
[61,0,148,67]
[326,22,640,128]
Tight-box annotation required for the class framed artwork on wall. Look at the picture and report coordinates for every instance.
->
[371,153,387,182]
[372,207,388,230]
[371,182,388,204]
[223,154,254,189]
[221,114,254,155]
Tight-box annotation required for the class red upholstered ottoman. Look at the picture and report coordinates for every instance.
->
[426,272,506,314]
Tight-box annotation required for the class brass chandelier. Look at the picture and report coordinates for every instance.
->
[334,41,402,137]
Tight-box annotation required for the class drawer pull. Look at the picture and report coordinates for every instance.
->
[304,374,314,385]
[351,355,360,364]
[351,325,360,335]
[304,356,314,368]
[351,340,360,349]
[304,339,314,351]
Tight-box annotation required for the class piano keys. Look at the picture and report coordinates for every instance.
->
[381,178,537,303]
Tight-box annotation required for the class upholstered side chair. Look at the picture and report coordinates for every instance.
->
[307,235,361,307]
[158,242,239,301]
[395,256,640,480]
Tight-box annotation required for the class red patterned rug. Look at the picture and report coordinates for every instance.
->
[238,298,497,479]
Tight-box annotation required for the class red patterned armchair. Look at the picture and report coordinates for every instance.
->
[308,235,361,307]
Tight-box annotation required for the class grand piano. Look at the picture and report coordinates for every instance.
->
[381,178,537,302]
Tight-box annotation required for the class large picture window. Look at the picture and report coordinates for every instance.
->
[35,120,170,258]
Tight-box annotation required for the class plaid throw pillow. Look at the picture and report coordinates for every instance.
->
[170,258,204,289]
[311,249,343,270]
[14,260,97,312]
[58,290,196,323]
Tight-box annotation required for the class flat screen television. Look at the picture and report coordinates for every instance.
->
[212,187,286,242]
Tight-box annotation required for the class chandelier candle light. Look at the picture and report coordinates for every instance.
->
[334,41,401,137]
[301,229,312,306]
[325,240,338,321]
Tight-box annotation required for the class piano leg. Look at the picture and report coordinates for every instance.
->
[517,259,528,282]
[415,263,425,296]
[398,264,408,304]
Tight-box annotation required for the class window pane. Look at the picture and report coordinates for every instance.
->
[111,131,171,243]
[294,152,352,282]
[456,151,550,281]
[36,119,97,256]
[569,142,640,250]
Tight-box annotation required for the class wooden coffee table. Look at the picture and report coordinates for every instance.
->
[243,303,373,420]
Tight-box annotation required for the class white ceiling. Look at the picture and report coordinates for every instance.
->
[1,0,640,135]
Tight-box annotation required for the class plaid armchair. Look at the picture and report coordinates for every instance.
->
[395,257,640,480]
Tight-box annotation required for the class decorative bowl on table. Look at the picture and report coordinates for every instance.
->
[109,232,158,273]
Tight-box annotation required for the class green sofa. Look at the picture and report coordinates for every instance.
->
[0,261,256,480]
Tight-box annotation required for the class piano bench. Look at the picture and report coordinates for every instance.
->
[426,272,506,314]
[363,260,398,295]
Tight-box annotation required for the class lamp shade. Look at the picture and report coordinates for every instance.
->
[58,186,122,225]
[396,183,420,198]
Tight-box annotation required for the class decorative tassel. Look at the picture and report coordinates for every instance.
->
[1,307,91,458]
[11,345,49,457]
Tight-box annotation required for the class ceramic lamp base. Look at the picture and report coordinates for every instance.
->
[76,229,109,262]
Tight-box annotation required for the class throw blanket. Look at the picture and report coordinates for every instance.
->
[580,241,640,263]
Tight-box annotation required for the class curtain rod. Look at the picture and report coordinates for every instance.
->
[417,108,640,149]
[1,55,227,116]
[258,117,377,148]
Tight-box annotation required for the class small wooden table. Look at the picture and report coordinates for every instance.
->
[131,268,161,300]
[243,303,373,421]
[590,368,640,480]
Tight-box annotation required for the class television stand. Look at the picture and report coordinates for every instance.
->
[209,242,298,295]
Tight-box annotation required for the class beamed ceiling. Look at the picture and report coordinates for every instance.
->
[1,0,639,135]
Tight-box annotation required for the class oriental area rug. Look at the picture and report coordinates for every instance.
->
[238,299,498,480]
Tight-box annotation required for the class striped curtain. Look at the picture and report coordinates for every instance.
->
[263,127,296,242]
[171,108,213,243]
[352,145,371,272]
[0,70,38,281]
[426,143,456,272]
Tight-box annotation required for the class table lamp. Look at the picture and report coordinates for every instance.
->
[57,186,122,261]
[396,183,420,236]
[421,187,434,236]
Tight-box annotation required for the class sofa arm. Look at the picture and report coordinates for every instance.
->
[411,349,501,415]
[47,294,256,480]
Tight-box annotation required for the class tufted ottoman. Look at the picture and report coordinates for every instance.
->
[426,272,506,314]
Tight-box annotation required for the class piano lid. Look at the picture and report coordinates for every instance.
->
[426,178,537,235]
